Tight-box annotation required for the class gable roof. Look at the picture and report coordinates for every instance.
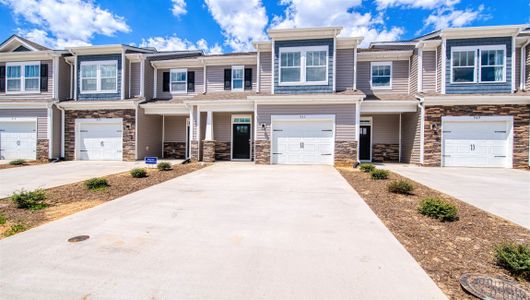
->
[0,35,50,52]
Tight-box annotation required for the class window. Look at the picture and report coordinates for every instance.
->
[452,50,475,83]
[279,46,328,85]
[170,69,187,93]
[480,48,505,82]
[232,66,244,91]
[371,62,392,89]
[5,62,40,93]
[80,61,117,93]
[450,45,506,84]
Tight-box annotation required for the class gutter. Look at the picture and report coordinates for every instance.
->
[416,96,425,165]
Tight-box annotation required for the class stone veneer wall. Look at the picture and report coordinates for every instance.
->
[372,144,399,162]
[190,141,199,161]
[255,140,270,164]
[215,141,231,161]
[36,139,49,161]
[424,105,529,169]
[202,140,216,162]
[64,109,136,161]
[334,141,357,167]
[164,142,186,159]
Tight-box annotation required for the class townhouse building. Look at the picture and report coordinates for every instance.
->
[0,24,529,169]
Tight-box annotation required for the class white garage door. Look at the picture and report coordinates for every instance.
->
[0,120,37,160]
[78,120,123,161]
[272,118,334,165]
[442,117,512,168]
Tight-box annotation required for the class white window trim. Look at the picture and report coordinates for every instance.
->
[170,68,188,94]
[370,61,392,90]
[5,61,41,94]
[278,45,329,86]
[450,45,507,85]
[79,60,118,94]
[231,66,244,92]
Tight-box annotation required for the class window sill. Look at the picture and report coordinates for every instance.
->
[370,86,392,90]
[5,91,42,95]
[79,90,118,94]
[278,81,329,87]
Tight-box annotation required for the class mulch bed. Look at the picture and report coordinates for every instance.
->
[0,162,207,238]
[0,160,47,170]
[338,167,530,300]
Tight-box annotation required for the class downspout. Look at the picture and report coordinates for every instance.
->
[133,99,146,160]
[417,45,423,93]
[55,103,65,158]
[65,58,74,99]
[152,63,157,99]
[47,102,54,159]
[202,59,207,94]
[353,47,357,90]
[332,36,337,92]
[271,40,275,94]
[441,37,446,94]
[521,39,530,91]
[417,97,425,165]
[511,36,516,93]
[162,115,165,159]
[355,97,364,163]
[121,49,126,100]
[256,48,261,93]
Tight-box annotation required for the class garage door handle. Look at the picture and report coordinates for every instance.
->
[272,152,282,155]
[321,154,332,156]
[321,129,332,132]
[494,131,506,133]
[80,150,87,152]
[273,129,283,132]
[80,130,88,133]
[494,155,506,158]
[443,155,451,157]
[443,131,452,133]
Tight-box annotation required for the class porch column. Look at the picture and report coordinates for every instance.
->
[205,111,214,141]
[203,110,215,162]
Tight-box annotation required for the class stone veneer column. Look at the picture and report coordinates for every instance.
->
[255,140,270,164]
[202,140,216,162]
[36,139,49,161]
[334,141,357,167]
[189,140,199,161]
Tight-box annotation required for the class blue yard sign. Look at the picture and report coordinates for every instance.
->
[144,157,158,165]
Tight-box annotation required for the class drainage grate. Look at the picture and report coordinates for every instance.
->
[68,235,90,243]
[460,273,530,300]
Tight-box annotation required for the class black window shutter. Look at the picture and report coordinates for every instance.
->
[162,72,170,92]
[40,63,48,92]
[244,68,252,90]
[187,71,195,92]
[0,65,5,93]
[224,69,231,90]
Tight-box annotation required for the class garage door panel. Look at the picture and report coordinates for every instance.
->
[78,121,123,161]
[0,121,37,160]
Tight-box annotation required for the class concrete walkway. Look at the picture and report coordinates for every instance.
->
[0,163,445,300]
[380,164,530,230]
[0,160,182,198]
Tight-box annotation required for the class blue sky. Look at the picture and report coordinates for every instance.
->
[0,0,528,52]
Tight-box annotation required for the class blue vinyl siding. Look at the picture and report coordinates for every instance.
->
[445,37,513,94]
[274,39,334,94]
[77,54,122,100]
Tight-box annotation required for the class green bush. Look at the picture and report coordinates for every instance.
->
[130,168,148,178]
[9,159,26,166]
[4,224,26,237]
[495,242,530,280]
[418,197,458,221]
[359,163,375,173]
[0,214,6,225]
[84,177,109,191]
[11,189,47,210]
[370,169,389,180]
[157,162,172,171]
[388,180,414,195]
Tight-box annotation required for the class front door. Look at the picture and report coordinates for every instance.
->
[232,124,251,159]
[359,125,371,161]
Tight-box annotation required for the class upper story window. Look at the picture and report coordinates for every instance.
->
[170,69,187,93]
[370,62,392,89]
[279,46,328,85]
[5,62,40,93]
[232,66,244,91]
[451,45,506,84]
[80,60,117,93]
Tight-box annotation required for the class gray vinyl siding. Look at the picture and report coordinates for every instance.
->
[422,51,437,92]
[164,116,187,142]
[58,58,71,100]
[213,112,231,142]
[256,104,356,141]
[445,37,513,94]
[410,49,418,93]
[364,114,399,144]
[436,45,442,93]
[157,67,204,99]
[0,109,48,140]
[52,105,61,157]
[356,60,409,95]
[515,47,520,90]
[207,65,257,93]
[130,62,141,98]
[0,60,53,101]
[274,39,334,94]
[144,60,154,100]
[336,49,354,92]
[123,56,129,99]
[400,111,421,164]
[136,107,162,159]
[259,52,272,93]
[77,54,122,100]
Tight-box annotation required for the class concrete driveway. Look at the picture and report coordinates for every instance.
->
[381,164,530,230]
[0,163,446,300]
[0,161,172,198]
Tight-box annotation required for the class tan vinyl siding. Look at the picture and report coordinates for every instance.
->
[259,52,272,93]
[409,49,418,93]
[256,104,356,141]
[336,49,354,91]
[526,45,530,88]
[156,67,204,100]
[436,45,442,93]
[213,112,232,142]
[207,65,257,92]
[136,107,162,158]
[58,58,71,100]
[144,60,154,100]
[130,62,141,97]
[422,51,436,92]
[400,111,421,164]
[364,114,399,144]
[123,57,129,100]
[52,105,62,157]
[0,60,53,101]
[164,116,187,142]
[515,48,520,90]
[356,60,409,95]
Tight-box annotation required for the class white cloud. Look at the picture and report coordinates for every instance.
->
[375,0,459,10]
[139,35,223,54]
[204,0,268,51]
[424,5,484,30]
[272,0,404,47]
[171,0,187,17]
[0,0,130,48]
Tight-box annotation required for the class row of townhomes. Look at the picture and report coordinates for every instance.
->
[0,25,529,168]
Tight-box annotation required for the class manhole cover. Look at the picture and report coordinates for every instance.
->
[460,273,530,300]
[68,235,90,243]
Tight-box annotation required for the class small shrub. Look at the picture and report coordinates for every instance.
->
[84,177,109,191]
[9,159,26,166]
[495,242,530,280]
[370,169,389,180]
[4,224,26,237]
[0,214,6,225]
[157,162,172,171]
[418,197,458,221]
[388,180,414,195]
[130,168,148,178]
[359,163,375,173]
[11,189,47,210]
